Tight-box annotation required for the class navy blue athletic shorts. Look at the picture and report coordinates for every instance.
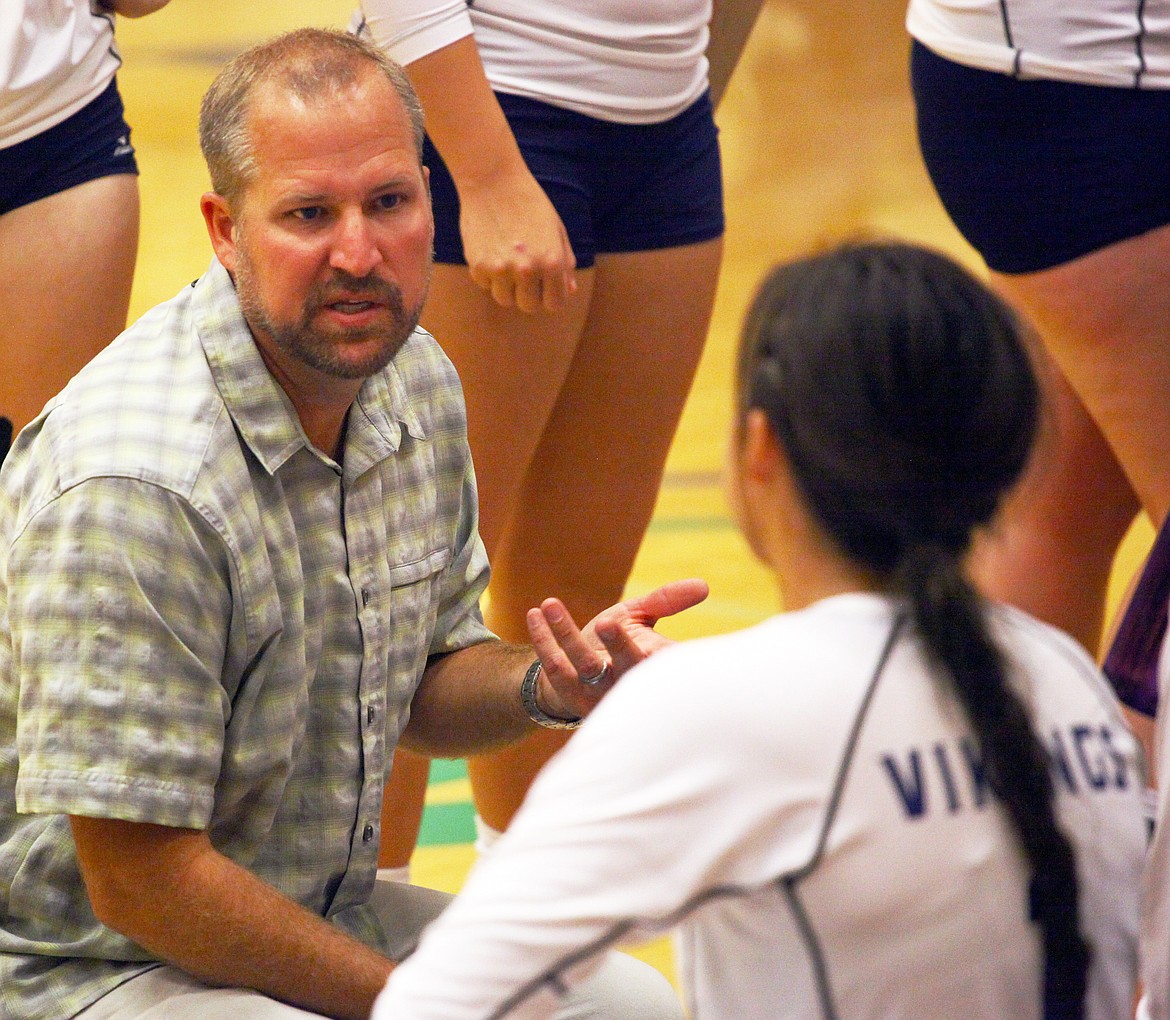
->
[911,40,1170,274]
[425,90,724,269]
[1,78,138,216]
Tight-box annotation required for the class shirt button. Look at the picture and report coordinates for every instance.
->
[363,824,374,842]
[361,587,371,607]
[367,704,376,725]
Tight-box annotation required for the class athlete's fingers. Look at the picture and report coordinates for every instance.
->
[512,270,544,314]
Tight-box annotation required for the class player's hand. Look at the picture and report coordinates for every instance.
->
[458,169,577,314]
[525,579,709,720]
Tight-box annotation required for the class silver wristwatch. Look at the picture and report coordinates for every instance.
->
[520,660,582,730]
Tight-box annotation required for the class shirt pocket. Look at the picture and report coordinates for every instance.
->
[381,546,453,713]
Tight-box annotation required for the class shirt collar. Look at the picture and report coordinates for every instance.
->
[192,258,427,477]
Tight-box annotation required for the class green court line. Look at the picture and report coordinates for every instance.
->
[418,759,475,847]
[429,758,468,783]
[646,516,734,533]
[418,802,477,847]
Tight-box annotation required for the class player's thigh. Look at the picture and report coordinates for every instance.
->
[0,173,139,429]
[550,239,722,473]
[969,335,1138,653]
[991,221,1170,525]
[378,747,434,869]
[419,263,595,555]
[467,729,573,833]
[469,241,723,827]
[491,239,723,605]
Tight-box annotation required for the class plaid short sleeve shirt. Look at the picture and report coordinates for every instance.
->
[0,259,493,1018]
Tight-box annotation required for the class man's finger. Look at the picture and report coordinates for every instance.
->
[525,606,567,674]
[533,598,619,685]
[592,615,640,663]
[626,578,710,623]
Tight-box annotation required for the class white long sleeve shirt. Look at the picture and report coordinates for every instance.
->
[374,594,1145,1020]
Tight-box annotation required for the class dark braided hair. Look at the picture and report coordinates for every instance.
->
[738,240,1088,1018]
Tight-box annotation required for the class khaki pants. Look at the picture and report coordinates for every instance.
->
[76,881,682,1020]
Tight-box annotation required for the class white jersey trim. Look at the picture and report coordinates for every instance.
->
[907,0,1170,88]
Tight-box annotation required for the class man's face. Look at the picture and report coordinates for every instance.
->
[208,72,434,390]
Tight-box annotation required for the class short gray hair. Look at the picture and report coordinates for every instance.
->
[198,27,426,205]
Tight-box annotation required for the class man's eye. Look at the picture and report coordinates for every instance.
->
[293,207,325,222]
[375,194,402,211]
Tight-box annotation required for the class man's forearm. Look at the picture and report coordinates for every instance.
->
[403,641,539,757]
[71,817,392,1020]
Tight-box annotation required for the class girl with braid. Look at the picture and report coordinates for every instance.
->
[371,241,1145,1020]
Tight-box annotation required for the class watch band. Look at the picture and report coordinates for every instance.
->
[520,659,582,730]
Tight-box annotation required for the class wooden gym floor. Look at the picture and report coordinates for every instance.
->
[110,0,1154,985]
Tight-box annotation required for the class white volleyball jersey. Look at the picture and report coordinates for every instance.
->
[1,0,121,149]
[357,0,711,123]
[907,0,1170,87]
[1138,628,1170,1020]
[374,593,1144,1020]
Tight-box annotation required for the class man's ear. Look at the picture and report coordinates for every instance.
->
[200,192,239,274]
